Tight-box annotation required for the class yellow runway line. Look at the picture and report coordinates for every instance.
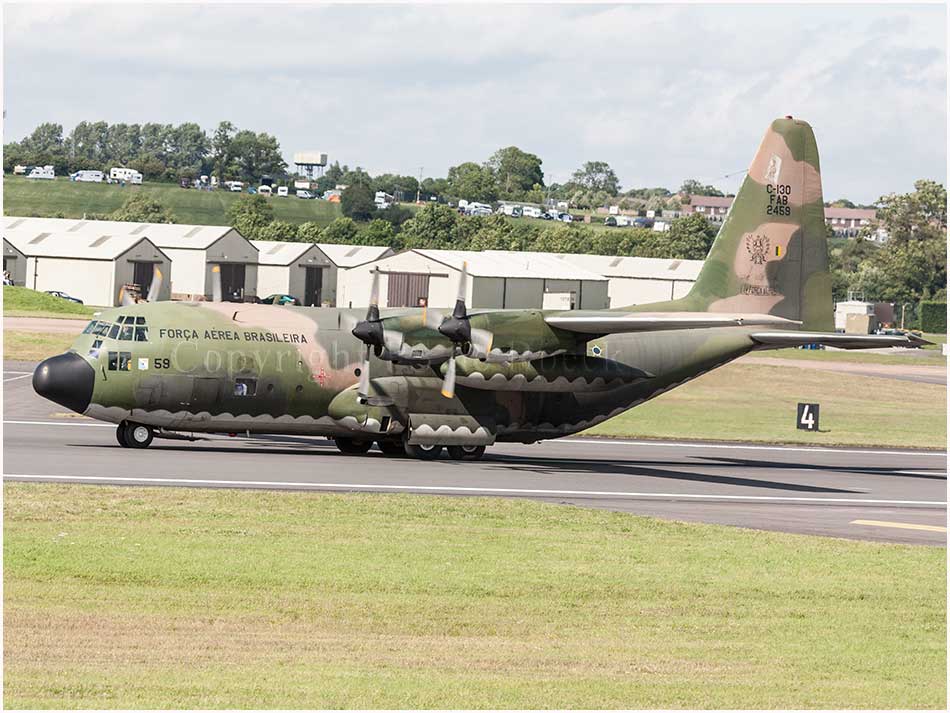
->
[851,519,947,533]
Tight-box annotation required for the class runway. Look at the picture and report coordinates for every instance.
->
[4,361,947,545]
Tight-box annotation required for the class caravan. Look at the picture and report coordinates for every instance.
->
[109,167,143,184]
[27,165,55,180]
[71,170,104,183]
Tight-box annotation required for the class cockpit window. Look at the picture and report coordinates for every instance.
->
[134,326,148,341]
[107,323,120,339]
[92,322,110,336]
[82,321,97,334]
[118,324,134,341]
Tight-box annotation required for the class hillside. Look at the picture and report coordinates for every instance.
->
[3,176,343,228]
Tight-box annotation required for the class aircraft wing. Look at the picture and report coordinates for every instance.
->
[545,311,801,335]
[749,331,932,350]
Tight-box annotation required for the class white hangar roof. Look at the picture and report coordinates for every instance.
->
[546,253,703,281]
[251,240,321,265]
[317,243,393,268]
[410,249,608,282]
[4,216,244,250]
[4,230,170,261]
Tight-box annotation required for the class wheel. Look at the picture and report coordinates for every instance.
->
[125,422,153,449]
[116,422,131,448]
[403,442,443,460]
[447,445,486,461]
[376,439,405,456]
[335,437,373,454]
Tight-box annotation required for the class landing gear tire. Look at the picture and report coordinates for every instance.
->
[119,421,153,449]
[447,445,486,461]
[403,442,443,460]
[376,439,405,456]
[335,437,373,454]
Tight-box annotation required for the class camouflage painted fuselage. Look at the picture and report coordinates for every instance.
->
[70,301,758,443]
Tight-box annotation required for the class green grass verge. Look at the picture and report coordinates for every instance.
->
[3,331,76,361]
[4,483,945,709]
[584,362,946,449]
[3,286,97,317]
[748,346,946,365]
[3,176,343,228]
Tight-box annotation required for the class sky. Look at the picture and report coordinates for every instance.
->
[3,2,946,203]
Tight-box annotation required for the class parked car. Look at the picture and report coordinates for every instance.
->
[604,216,618,227]
[260,294,301,306]
[277,186,289,197]
[45,290,84,304]
[557,212,573,223]
[633,217,654,228]
[296,190,314,199]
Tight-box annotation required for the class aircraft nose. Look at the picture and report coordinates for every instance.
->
[32,352,95,414]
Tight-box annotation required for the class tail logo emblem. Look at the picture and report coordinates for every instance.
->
[764,154,782,185]
[741,234,777,296]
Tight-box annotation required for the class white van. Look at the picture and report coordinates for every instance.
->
[467,201,493,216]
[277,186,289,197]
[226,181,244,192]
[258,185,273,196]
[522,206,542,218]
[71,170,104,183]
[27,165,55,180]
[13,165,28,175]
[110,167,142,184]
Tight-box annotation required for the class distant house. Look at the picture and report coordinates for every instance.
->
[683,195,886,241]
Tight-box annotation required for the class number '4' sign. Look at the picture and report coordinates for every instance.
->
[797,403,820,431]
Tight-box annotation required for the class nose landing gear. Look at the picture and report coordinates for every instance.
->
[116,421,154,449]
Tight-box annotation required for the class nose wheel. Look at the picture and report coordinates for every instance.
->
[117,421,154,449]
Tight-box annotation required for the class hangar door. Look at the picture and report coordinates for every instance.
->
[387,273,429,308]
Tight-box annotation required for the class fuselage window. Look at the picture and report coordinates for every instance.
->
[233,378,257,396]
[107,351,132,371]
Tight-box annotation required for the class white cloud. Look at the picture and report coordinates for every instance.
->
[4,3,945,203]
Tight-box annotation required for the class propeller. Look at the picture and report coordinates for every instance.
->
[350,269,384,397]
[146,265,163,302]
[436,262,474,399]
[118,285,136,307]
[211,264,222,302]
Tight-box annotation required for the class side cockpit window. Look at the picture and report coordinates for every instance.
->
[82,320,98,334]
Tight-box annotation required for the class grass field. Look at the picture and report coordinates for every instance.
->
[3,286,98,317]
[3,483,945,709]
[2,331,76,361]
[4,176,343,228]
[584,361,946,449]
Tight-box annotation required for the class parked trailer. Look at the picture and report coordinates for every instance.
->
[109,167,143,184]
[71,170,104,183]
[27,165,55,180]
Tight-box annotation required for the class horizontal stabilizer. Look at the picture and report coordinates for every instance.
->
[750,331,932,350]
[546,311,801,335]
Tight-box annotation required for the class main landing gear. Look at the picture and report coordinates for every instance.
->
[334,436,487,461]
[116,421,154,449]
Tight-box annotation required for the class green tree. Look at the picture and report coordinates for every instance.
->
[571,161,620,195]
[872,179,947,244]
[447,162,497,202]
[487,146,544,198]
[377,204,414,231]
[296,221,324,243]
[110,193,176,223]
[228,130,287,183]
[361,219,396,246]
[211,121,237,180]
[226,195,274,238]
[320,217,360,244]
[372,174,419,202]
[396,204,459,249]
[662,213,717,259]
[341,184,377,221]
[19,122,68,173]
[679,179,724,197]
[255,220,298,242]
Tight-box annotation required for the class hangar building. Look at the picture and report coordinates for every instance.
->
[342,249,609,310]
[4,230,171,306]
[3,238,27,286]
[546,254,702,307]
[3,217,258,301]
[252,241,392,307]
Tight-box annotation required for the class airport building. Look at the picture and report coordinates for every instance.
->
[3,230,171,306]
[342,249,610,310]
[252,240,394,306]
[3,217,259,300]
[3,238,27,286]
[545,253,702,306]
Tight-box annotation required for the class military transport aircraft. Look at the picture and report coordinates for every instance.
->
[33,117,926,460]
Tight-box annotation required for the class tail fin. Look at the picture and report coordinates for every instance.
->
[679,117,832,330]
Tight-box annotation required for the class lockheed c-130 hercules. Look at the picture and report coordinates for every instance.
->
[33,117,926,460]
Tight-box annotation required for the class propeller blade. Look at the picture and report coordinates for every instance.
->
[211,264,222,302]
[357,346,371,397]
[441,353,457,399]
[368,268,380,312]
[146,265,163,302]
[423,308,445,331]
[118,285,135,306]
[457,261,468,303]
